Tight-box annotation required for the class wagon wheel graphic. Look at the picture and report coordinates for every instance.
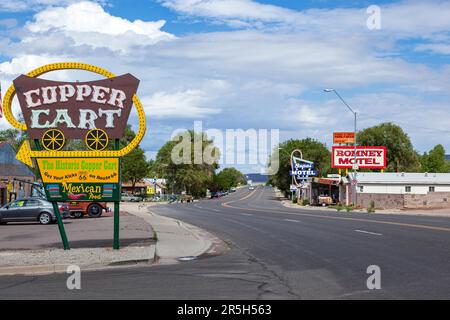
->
[41,129,65,151]
[85,129,109,151]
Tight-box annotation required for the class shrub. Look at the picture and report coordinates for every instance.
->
[367,200,376,213]
[345,205,354,212]
[302,199,310,206]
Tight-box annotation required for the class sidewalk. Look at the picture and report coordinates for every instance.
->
[0,203,226,276]
[121,202,227,264]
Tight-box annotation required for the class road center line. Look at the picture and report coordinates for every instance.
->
[354,229,383,236]
[284,219,301,223]
[242,213,253,216]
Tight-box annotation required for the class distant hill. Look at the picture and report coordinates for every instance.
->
[245,173,269,184]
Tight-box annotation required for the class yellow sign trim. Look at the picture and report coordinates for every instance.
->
[2,62,146,167]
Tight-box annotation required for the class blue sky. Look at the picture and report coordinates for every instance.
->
[1,0,450,173]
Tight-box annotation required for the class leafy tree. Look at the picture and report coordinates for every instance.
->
[154,130,219,197]
[120,125,149,193]
[0,128,26,151]
[122,147,149,193]
[420,144,449,173]
[357,123,420,172]
[268,138,332,197]
[213,167,246,191]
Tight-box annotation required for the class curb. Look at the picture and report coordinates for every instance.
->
[0,255,157,277]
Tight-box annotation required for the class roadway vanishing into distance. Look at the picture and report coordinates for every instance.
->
[0,186,449,299]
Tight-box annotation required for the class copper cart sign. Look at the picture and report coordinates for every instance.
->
[2,62,147,250]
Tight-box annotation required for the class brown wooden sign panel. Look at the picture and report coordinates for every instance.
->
[13,73,139,139]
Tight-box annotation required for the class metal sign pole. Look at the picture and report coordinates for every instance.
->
[35,139,70,250]
[113,139,121,250]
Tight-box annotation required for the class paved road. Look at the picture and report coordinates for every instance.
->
[0,186,449,299]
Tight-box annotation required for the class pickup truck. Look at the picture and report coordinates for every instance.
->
[68,202,110,218]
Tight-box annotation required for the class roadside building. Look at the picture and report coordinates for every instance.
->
[121,180,151,196]
[143,178,167,197]
[307,177,340,206]
[122,179,167,198]
[0,142,35,205]
[344,172,450,209]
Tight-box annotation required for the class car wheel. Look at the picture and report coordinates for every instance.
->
[87,204,103,218]
[0,220,7,225]
[39,212,52,225]
[73,211,83,219]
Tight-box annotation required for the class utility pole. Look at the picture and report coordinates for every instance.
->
[324,89,358,205]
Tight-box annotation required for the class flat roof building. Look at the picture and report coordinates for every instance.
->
[344,172,450,209]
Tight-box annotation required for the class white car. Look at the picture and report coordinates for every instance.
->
[249,186,255,190]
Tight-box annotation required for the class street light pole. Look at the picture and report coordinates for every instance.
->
[324,89,358,206]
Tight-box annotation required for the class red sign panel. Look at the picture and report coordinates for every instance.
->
[332,146,387,169]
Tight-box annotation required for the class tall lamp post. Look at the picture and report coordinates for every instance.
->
[324,88,358,205]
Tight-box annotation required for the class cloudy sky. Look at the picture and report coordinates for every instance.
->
[1,0,450,173]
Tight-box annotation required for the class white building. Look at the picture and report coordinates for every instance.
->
[356,172,450,195]
[344,172,450,209]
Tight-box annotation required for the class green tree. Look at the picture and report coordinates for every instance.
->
[268,138,331,197]
[122,147,149,193]
[154,130,219,197]
[420,144,449,173]
[120,125,149,193]
[213,167,246,191]
[0,128,26,151]
[357,123,420,172]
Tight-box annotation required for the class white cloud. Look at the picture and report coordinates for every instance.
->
[142,90,221,118]
[2,0,450,172]
[160,0,296,25]
[23,1,175,53]
[0,0,107,12]
[161,0,450,42]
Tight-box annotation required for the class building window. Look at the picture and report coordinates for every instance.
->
[429,186,435,193]
[405,186,411,193]
[359,186,364,193]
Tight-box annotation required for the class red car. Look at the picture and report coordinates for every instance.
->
[67,202,110,218]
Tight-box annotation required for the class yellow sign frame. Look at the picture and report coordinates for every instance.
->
[2,62,146,167]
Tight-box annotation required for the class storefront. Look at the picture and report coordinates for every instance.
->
[0,142,36,205]
[308,177,340,206]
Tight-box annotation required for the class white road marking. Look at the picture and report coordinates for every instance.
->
[354,229,383,236]
[284,219,301,223]
[213,209,220,212]
[242,213,253,216]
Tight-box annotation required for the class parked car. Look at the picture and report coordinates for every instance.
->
[67,201,110,218]
[121,193,143,202]
[0,198,70,225]
[249,186,255,190]
[180,194,193,203]
[210,191,221,198]
[230,187,237,193]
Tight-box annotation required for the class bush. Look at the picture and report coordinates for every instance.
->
[345,205,354,212]
[302,199,310,206]
[367,200,376,213]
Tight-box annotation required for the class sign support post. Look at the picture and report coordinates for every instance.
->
[113,139,121,250]
[34,139,70,250]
